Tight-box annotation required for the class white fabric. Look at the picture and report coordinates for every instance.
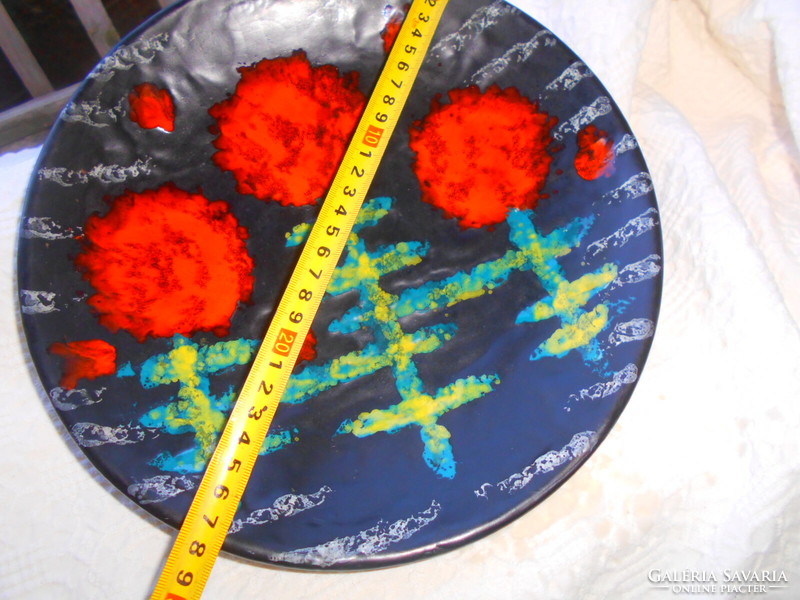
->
[1,0,799,597]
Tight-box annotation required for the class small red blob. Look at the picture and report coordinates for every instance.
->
[574,125,615,180]
[75,184,255,342]
[129,82,175,132]
[409,85,557,229]
[296,330,318,369]
[381,7,406,54]
[209,51,367,207]
[49,339,117,389]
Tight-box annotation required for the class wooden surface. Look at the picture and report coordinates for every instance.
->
[0,2,53,98]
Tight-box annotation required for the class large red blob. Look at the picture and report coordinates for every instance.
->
[75,184,255,342]
[209,51,367,207]
[409,85,557,229]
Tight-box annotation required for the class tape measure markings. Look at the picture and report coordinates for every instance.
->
[151,1,449,597]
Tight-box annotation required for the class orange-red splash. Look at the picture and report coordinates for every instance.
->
[575,125,615,180]
[129,82,175,132]
[296,330,318,371]
[209,51,366,207]
[381,5,408,54]
[409,85,557,229]
[49,339,117,389]
[75,184,255,342]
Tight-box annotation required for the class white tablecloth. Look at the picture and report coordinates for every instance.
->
[2,0,799,598]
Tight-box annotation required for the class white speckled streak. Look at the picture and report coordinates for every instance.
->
[127,475,197,505]
[475,431,598,498]
[61,98,125,128]
[21,217,81,240]
[20,290,58,314]
[49,387,106,411]
[271,501,441,567]
[38,157,152,186]
[544,61,593,94]
[612,254,662,288]
[228,486,333,533]
[613,133,638,156]
[603,172,654,202]
[554,96,612,140]
[586,207,659,257]
[471,30,556,86]
[89,33,169,82]
[71,423,146,447]
[607,318,655,346]
[429,0,517,57]
[568,364,638,404]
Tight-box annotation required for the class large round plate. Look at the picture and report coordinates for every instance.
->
[17,0,661,570]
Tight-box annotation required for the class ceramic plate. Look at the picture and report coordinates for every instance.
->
[17,0,662,569]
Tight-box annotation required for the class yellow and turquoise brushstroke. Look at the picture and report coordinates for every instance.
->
[127,197,618,478]
[507,209,618,360]
[287,197,500,478]
[137,335,296,473]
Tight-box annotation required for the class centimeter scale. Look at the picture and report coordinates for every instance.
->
[151,0,449,597]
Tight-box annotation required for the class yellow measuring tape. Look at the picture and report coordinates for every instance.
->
[151,0,448,597]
